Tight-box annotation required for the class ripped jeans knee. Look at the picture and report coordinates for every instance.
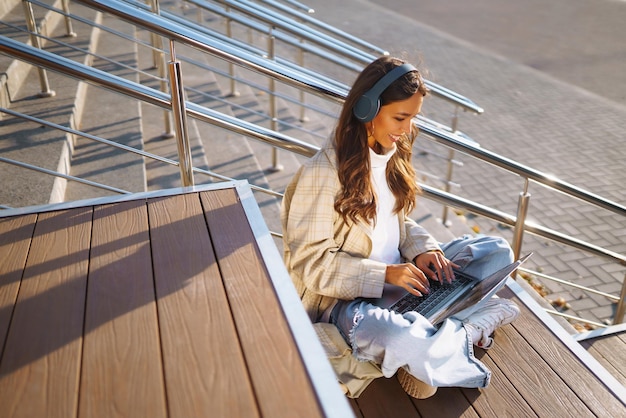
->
[330,300,437,363]
[329,300,490,387]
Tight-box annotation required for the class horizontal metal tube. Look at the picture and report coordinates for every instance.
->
[2,34,621,219]
[0,35,320,157]
[258,0,388,56]
[0,156,131,195]
[420,184,626,266]
[39,0,476,138]
[75,0,347,103]
[418,123,626,216]
[277,0,315,14]
[216,0,376,62]
[80,0,482,114]
[146,2,359,88]
[212,0,482,113]
[517,267,620,302]
[0,106,284,198]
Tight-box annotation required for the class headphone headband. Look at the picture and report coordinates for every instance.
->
[353,63,417,123]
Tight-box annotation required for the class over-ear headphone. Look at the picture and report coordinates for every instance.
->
[352,63,417,123]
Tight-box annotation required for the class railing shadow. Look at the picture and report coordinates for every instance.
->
[0,192,251,376]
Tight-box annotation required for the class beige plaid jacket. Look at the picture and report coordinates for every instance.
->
[281,142,441,323]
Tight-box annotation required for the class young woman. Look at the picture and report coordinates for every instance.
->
[281,56,520,398]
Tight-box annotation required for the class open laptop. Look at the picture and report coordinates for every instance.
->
[368,253,532,325]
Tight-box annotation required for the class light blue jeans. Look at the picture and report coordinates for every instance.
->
[330,235,514,388]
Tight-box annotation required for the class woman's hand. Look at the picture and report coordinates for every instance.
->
[413,251,460,284]
[384,252,460,297]
[385,263,431,297]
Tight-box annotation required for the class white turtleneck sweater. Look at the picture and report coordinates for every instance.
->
[368,146,402,265]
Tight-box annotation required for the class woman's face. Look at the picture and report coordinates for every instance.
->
[366,92,423,152]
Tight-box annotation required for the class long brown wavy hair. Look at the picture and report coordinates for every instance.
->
[333,56,428,224]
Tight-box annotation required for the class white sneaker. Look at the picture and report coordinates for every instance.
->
[463,298,520,349]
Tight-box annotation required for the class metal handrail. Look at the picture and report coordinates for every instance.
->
[20,0,482,189]
[419,184,625,324]
[2,2,623,326]
[420,185,625,266]
[0,155,132,195]
[1,16,159,84]
[417,125,626,217]
[0,35,318,153]
[2,30,622,220]
[191,0,484,114]
[518,267,620,303]
[113,0,364,79]
[0,106,285,198]
[111,0,475,137]
[272,0,315,14]
[134,0,354,89]
[257,0,389,56]
[136,0,483,179]
[20,0,335,140]
[72,0,480,148]
[76,0,347,102]
[214,0,377,61]
[25,0,474,149]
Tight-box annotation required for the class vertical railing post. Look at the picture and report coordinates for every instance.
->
[268,27,283,172]
[148,0,161,69]
[441,106,459,225]
[158,51,175,138]
[22,0,55,98]
[295,10,311,123]
[60,0,76,37]
[511,179,531,278]
[196,3,203,24]
[167,40,194,187]
[297,41,308,122]
[225,8,239,97]
[614,272,626,324]
[148,0,174,138]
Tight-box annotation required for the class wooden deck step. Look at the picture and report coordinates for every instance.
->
[0,183,352,418]
[348,284,626,417]
[579,325,626,388]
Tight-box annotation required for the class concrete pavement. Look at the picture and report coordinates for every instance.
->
[371,0,626,107]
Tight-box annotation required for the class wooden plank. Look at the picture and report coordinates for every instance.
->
[608,331,626,384]
[200,188,324,418]
[0,214,36,355]
[148,193,259,418]
[0,207,92,418]
[78,200,167,418]
[458,352,536,417]
[352,376,421,418]
[415,387,480,418]
[348,398,364,418]
[488,312,592,415]
[580,331,626,387]
[498,287,626,416]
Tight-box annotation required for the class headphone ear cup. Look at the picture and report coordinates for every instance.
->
[351,63,417,124]
[353,94,380,123]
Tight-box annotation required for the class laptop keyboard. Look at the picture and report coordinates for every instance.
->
[390,273,473,314]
